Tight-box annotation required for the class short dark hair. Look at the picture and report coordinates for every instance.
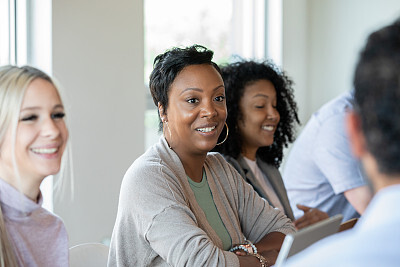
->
[214,59,299,168]
[353,18,400,174]
[149,45,221,130]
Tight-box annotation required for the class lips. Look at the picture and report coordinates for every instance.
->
[262,125,275,132]
[196,126,216,133]
[30,147,59,154]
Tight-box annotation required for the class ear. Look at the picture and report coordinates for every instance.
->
[158,102,167,122]
[346,110,367,158]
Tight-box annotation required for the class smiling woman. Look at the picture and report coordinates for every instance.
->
[214,59,329,230]
[0,65,69,267]
[108,45,295,267]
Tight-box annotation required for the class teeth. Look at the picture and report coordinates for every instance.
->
[197,126,216,133]
[262,126,274,131]
[31,148,58,154]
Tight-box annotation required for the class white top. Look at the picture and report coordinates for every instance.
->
[0,178,69,267]
[244,157,285,212]
[284,184,400,267]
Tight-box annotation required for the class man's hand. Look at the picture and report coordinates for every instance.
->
[294,204,329,229]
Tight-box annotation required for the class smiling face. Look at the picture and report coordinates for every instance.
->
[0,78,69,189]
[238,79,280,160]
[161,64,227,158]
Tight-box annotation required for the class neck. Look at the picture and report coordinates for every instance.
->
[372,175,400,193]
[242,147,258,161]
[174,149,206,183]
[0,166,42,202]
[362,153,400,194]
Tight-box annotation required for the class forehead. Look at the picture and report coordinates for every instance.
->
[242,79,277,99]
[170,64,223,93]
[22,78,62,107]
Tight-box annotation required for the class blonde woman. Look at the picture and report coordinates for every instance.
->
[0,66,69,266]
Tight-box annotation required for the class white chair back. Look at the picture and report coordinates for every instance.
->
[69,242,109,267]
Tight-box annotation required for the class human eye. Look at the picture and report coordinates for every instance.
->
[255,105,265,109]
[52,112,66,120]
[186,98,199,104]
[215,95,225,102]
[20,114,38,122]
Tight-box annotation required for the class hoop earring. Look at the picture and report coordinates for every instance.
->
[162,121,172,149]
[216,122,229,146]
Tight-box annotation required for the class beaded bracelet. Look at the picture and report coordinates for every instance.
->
[229,240,269,266]
[229,239,258,254]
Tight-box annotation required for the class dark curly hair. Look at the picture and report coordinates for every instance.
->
[214,59,299,168]
[353,18,400,174]
[149,44,221,131]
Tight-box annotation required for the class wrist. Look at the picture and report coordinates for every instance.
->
[230,240,269,266]
[253,253,268,267]
[229,240,257,254]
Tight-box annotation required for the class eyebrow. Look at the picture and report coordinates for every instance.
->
[21,104,64,111]
[179,85,225,96]
[252,94,269,99]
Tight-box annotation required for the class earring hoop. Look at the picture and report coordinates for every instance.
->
[216,122,229,146]
[162,120,172,149]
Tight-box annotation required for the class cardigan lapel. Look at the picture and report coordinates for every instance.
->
[157,137,224,249]
[256,159,295,221]
[236,156,275,206]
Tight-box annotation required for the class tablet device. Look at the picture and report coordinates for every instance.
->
[274,214,343,267]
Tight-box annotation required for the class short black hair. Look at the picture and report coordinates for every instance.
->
[214,59,299,168]
[149,45,221,130]
[353,18,400,174]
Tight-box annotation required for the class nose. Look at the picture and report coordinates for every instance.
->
[267,106,279,121]
[41,117,61,139]
[200,100,217,118]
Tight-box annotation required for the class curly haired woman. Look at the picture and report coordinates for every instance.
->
[214,59,328,229]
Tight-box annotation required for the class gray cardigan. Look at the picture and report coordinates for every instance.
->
[224,155,295,221]
[108,137,295,267]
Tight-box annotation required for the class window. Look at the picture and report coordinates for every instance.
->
[0,0,14,65]
[144,0,270,149]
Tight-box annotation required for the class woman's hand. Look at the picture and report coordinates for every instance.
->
[236,250,278,267]
[237,254,261,266]
[294,204,329,229]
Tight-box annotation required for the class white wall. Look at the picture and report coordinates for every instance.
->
[283,0,400,123]
[52,0,145,246]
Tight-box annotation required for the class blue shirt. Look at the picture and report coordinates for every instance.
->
[284,184,400,267]
[283,92,367,221]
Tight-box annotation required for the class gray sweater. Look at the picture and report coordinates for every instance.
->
[108,137,295,266]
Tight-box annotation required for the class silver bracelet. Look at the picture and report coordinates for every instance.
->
[253,253,268,267]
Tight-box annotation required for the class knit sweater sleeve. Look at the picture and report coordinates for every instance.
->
[108,152,239,266]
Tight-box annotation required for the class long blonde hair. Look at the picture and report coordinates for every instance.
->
[0,65,66,267]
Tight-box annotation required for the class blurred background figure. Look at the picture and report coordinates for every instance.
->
[214,59,329,229]
[285,17,400,267]
[283,90,373,221]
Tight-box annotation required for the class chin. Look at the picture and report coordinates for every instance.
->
[41,166,62,177]
[195,143,216,154]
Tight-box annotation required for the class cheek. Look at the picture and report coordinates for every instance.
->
[219,106,227,120]
[237,120,249,137]
[15,126,36,151]
[60,123,69,142]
